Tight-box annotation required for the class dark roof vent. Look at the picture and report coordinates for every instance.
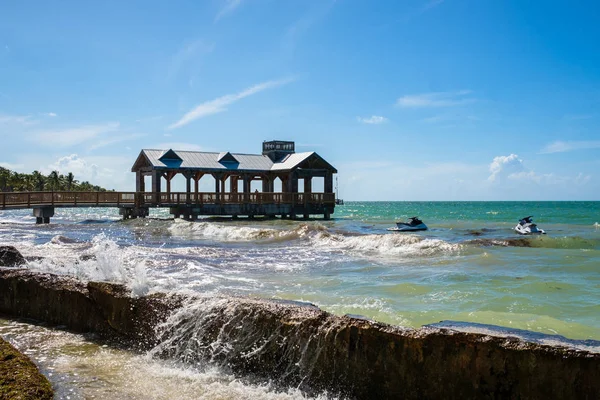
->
[217,152,238,163]
[262,140,295,162]
[159,149,182,162]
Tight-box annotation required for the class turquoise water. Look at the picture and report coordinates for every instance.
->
[1,201,599,341]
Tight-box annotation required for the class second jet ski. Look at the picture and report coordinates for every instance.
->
[515,216,546,235]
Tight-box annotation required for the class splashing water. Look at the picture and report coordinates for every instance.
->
[27,233,149,295]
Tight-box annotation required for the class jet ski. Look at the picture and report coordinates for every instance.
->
[388,216,428,232]
[514,216,546,235]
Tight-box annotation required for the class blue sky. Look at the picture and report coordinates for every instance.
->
[1,0,599,200]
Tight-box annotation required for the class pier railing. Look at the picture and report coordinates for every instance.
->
[0,191,336,209]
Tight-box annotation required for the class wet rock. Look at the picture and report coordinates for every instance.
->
[0,337,53,399]
[0,269,113,334]
[24,256,44,263]
[0,269,598,400]
[79,254,96,261]
[0,246,26,267]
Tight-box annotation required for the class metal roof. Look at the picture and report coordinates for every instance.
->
[138,149,322,172]
[269,152,315,171]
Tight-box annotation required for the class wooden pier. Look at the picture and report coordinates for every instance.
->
[0,140,339,223]
[0,191,336,223]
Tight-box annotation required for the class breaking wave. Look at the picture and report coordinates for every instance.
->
[309,230,461,256]
[28,233,149,296]
[167,219,316,242]
[168,220,461,257]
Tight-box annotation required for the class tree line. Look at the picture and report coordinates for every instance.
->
[0,167,111,192]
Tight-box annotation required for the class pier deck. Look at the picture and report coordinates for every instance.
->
[0,191,336,223]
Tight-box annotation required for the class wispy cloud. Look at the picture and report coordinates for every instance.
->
[42,112,57,117]
[283,0,336,54]
[88,133,146,151]
[0,114,37,125]
[540,140,600,154]
[386,0,446,27]
[30,122,120,147]
[168,40,214,81]
[396,90,474,108]
[168,77,295,130]
[357,115,388,124]
[0,162,25,170]
[135,115,163,123]
[422,0,445,12]
[215,0,243,22]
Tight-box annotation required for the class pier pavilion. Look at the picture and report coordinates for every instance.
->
[130,140,338,220]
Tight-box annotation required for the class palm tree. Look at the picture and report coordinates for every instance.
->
[31,170,46,191]
[48,171,60,191]
[66,172,77,191]
[0,168,9,191]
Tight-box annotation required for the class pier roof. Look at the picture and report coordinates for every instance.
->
[132,149,337,173]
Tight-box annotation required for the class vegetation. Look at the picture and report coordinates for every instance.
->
[0,337,53,400]
[0,167,111,192]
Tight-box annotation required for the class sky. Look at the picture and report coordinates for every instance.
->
[1,0,599,200]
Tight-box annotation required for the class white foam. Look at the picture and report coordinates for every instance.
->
[27,233,150,296]
[311,230,461,257]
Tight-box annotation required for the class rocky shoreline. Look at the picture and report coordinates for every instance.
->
[0,262,598,399]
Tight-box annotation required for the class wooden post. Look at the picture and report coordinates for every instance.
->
[213,173,221,203]
[136,171,145,192]
[185,172,192,204]
[152,170,161,204]
[221,175,227,204]
[194,172,204,203]
[243,175,250,204]
[303,177,312,218]
[325,171,333,193]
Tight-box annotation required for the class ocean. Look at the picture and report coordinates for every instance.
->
[0,201,599,398]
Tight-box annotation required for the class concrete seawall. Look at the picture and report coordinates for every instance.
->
[0,268,598,399]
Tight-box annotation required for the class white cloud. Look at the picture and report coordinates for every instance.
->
[423,0,445,10]
[29,122,120,147]
[168,77,295,130]
[357,115,388,124]
[167,40,214,81]
[135,115,163,123]
[44,154,135,190]
[0,114,36,125]
[88,133,146,151]
[488,154,525,182]
[283,1,336,53]
[487,153,593,198]
[215,0,243,22]
[0,162,25,170]
[539,140,600,154]
[43,112,57,117]
[47,154,99,181]
[396,90,474,108]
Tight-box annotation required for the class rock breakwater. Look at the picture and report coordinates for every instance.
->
[0,268,598,399]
